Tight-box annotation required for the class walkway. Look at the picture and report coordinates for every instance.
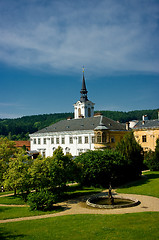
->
[0,191,159,223]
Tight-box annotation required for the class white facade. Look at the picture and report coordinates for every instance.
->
[30,130,95,157]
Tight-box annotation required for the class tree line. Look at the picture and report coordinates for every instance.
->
[0,109,158,140]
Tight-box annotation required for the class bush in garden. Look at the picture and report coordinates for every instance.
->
[27,189,58,211]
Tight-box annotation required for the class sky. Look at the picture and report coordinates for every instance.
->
[0,0,159,119]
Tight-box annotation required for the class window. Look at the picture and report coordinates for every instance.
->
[111,137,115,143]
[43,138,47,144]
[88,108,91,117]
[97,132,101,143]
[51,137,54,144]
[62,137,65,144]
[78,136,82,144]
[42,151,46,157]
[78,108,81,117]
[56,137,59,144]
[102,132,107,143]
[142,135,147,142]
[85,136,88,144]
[33,138,36,144]
[69,137,73,144]
[38,138,41,144]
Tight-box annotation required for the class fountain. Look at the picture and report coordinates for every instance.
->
[86,183,140,209]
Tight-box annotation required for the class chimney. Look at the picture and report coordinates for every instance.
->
[126,122,130,130]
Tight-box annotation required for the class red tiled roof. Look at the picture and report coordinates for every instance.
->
[14,141,30,150]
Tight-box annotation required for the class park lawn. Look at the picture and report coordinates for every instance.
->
[0,212,159,240]
[64,185,103,199]
[0,191,13,196]
[117,171,159,198]
[0,206,63,220]
[0,194,27,205]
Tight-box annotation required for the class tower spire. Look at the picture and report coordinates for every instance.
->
[80,67,88,102]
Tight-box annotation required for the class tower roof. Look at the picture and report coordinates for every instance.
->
[80,70,88,102]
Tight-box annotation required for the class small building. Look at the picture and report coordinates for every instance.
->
[133,112,159,152]
[30,71,128,157]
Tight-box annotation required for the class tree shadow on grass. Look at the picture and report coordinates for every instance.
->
[0,227,26,240]
[118,172,159,189]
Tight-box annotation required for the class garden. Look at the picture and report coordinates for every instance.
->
[0,134,159,239]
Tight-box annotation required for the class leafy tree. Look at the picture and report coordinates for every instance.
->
[3,149,32,195]
[144,139,159,170]
[0,137,16,184]
[75,149,126,187]
[116,131,143,180]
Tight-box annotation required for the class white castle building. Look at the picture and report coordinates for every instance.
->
[30,72,127,157]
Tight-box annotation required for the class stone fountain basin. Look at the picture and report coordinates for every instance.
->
[86,195,140,209]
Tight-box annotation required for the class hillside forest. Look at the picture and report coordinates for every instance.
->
[0,109,158,140]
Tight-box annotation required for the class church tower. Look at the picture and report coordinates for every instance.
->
[74,69,95,119]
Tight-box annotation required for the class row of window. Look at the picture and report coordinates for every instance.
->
[33,136,95,145]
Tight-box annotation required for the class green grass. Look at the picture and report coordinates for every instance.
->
[117,171,159,198]
[0,194,27,205]
[0,191,13,196]
[0,206,63,220]
[63,185,103,199]
[0,212,159,240]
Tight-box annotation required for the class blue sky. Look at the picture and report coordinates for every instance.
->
[0,0,159,118]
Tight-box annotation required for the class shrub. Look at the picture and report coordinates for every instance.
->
[144,139,159,171]
[27,189,58,211]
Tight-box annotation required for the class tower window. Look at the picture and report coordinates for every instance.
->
[78,108,81,117]
[88,108,91,117]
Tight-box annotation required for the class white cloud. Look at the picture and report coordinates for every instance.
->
[0,0,159,75]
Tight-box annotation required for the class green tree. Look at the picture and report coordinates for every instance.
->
[0,137,16,184]
[144,139,159,170]
[3,149,32,195]
[116,131,143,180]
[75,149,126,187]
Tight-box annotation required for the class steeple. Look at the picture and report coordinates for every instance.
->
[80,68,88,102]
[73,68,95,119]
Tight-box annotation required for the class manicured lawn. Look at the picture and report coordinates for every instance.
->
[0,194,27,205]
[0,191,13,196]
[0,206,63,220]
[117,171,159,198]
[0,212,159,240]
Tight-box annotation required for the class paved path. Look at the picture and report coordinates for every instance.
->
[0,192,159,223]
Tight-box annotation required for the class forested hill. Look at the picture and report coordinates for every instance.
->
[0,109,158,140]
